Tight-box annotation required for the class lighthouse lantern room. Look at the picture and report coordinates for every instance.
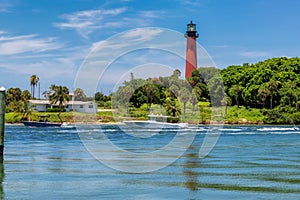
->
[185,21,199,78]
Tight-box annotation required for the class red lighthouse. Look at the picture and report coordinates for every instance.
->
[185,21,199,78]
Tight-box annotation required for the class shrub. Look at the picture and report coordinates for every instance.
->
[167,117,179,123]
[5,113,22,123]
[46,108,66,112]
[103,101,111,109]
[291,112,300,124]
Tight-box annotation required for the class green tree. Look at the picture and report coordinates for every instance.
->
[179,87,190,115]
[220,57,300,108]
[221,94,232,114]
[172,69,181,77]
[130,90,146,108]
[95,92,105,102]
[142,82,159,110]
[73,88,87,101]
[190,92,198,112]
[267,80,280,109]
[116,85,135,114]
[164,96,181,117]
[22,90,31,101]
[228,85,243,107]
[20,90,32,120]
[6,88,22,106]
[49,85,70,123]
[207,76,225,106]
[30,75,39,99]
[258,85,270,108]
[5,88,32,120]
[279,82,300,110]
[187,69,201,87]
[169,84,179,98]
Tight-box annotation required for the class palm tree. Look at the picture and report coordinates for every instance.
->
[190,93,198,113]
[30,75,39,99]
[142,83,159,110]
[172,69,181,77]
[49,85,70,123]
[73,88,87,101]
[267,80,280,109]
[163,87,182,118]
[179,87,190,115]
[258,86,270,109]
[221,94,232,114]
[228,85,243,107]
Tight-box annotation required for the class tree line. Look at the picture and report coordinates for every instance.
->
[5,57,300,124]
[112,57,300,123]
[112,68,218,119]
[6,74,110,118]
[221,57,300,123]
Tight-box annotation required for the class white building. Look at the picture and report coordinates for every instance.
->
[29,100,97,114]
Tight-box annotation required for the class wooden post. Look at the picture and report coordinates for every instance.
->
[0,87,5,159]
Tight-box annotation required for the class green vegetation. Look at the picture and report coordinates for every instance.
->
[5,111,115,124]
[225,106,265,124]
[221,57,300,124]
[111,57,300,124]
[5,112,23,123]
[95,92,111,108]
[4,57,300,124]
[48,84,70,123]
[46,108,66,112]
[29,74,39,99]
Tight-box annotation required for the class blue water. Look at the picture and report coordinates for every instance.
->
[2,125,300,199]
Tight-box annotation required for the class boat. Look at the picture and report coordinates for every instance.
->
[22,115,62,127]
[123,114,188,129]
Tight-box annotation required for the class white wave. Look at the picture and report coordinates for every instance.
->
[257,127,299,131]
[219,128,243,132]
[225,131,256,135]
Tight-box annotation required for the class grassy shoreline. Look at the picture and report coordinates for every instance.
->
[4,105,299,125]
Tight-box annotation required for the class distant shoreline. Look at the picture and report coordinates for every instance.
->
[5,122,299,126]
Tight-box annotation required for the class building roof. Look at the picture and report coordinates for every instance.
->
[29,100,95,106]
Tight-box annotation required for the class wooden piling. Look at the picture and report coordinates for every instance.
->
[0,87,5,159]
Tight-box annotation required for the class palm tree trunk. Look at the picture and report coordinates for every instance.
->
[31,85,33,99]
[270,95,273,109]
[58,104,62,123]
[32,85,35,99]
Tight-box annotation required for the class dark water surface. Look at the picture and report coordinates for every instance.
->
[2,125,300,199]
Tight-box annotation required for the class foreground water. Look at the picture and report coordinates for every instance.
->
[2,125,300,199]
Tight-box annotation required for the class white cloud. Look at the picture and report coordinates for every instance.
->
[0,31,90,92]
[0,34,37,41]
[138,10,165,18]
[88,28,164,56]
[54,7,166,39]
[53,7,128,38]
[177,0,209,6]
[72,27,218,95]
[240,51,270,58]
[0,45,89,93]
[0,49,83,75]
[0,34,63,55]
[121,28,163,42]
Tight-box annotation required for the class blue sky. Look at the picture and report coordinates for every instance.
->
[0,0,300,95]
